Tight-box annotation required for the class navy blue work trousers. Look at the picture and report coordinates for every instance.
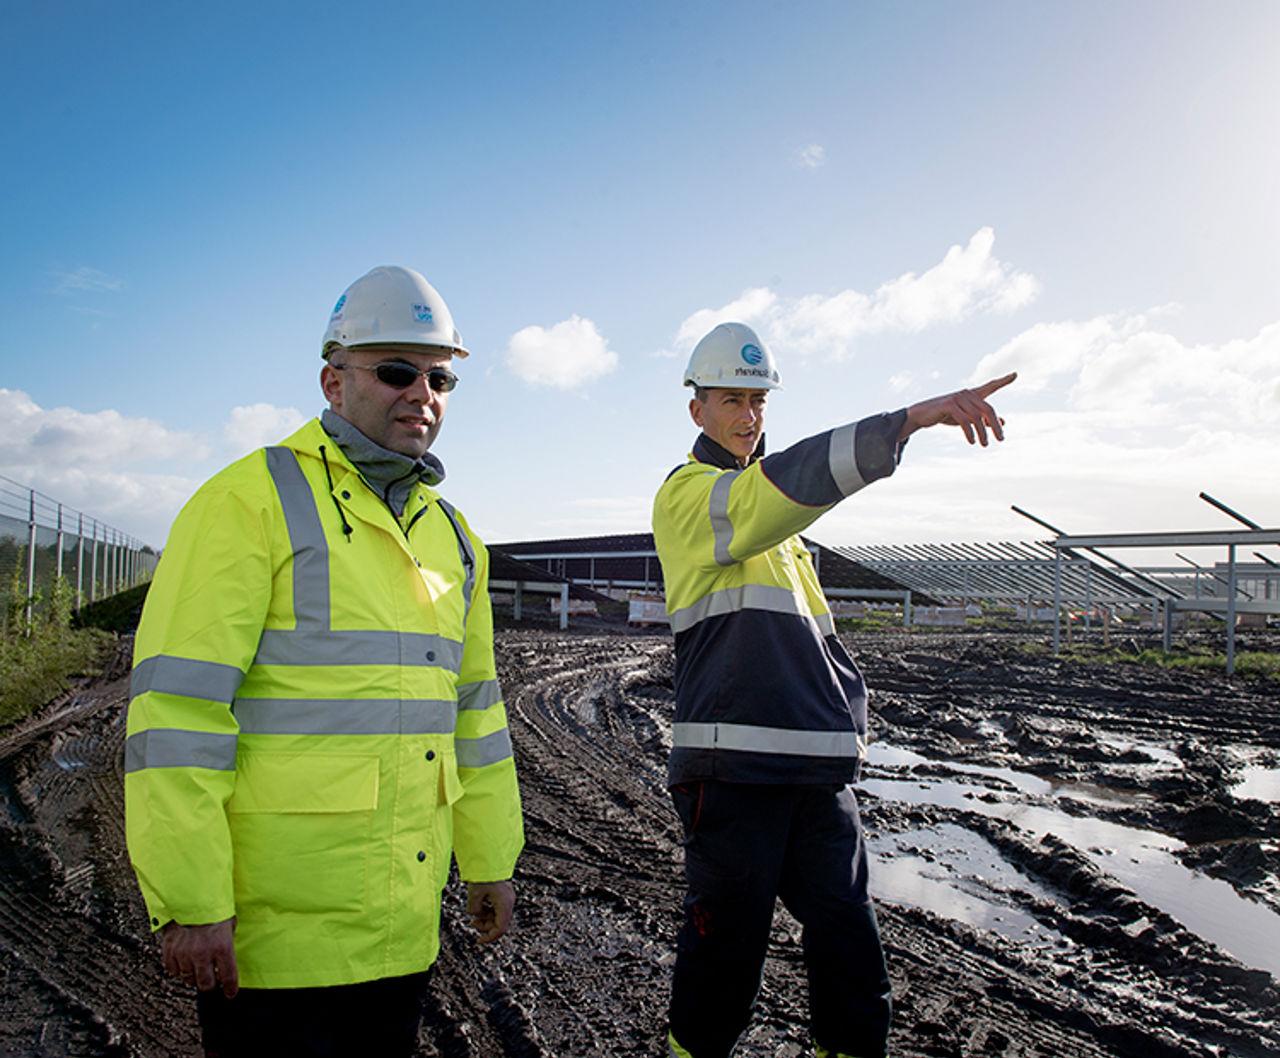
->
[669,781,891,1058]
[195,970,430,1058]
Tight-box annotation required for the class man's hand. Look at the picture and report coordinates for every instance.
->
[901,372,1017,445]
[466,880,515,944]
[161,918,239,997]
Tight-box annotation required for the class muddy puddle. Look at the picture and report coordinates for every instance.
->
[868,821,1068,947]
[1,629,1278,1057]
[861,741,1280,977]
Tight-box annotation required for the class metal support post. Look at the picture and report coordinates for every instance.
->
[903,590,912,627]
[1052,548,1063,653]
[559,583,570,630]
[25,489,37,629]
[76,512,85,610]
[1226,545,1238,677]
[90,522,99,603]
[56,504,64,579]
[1162,601,1174,654]
[1084,564,1093,635]
[513,583,523,621]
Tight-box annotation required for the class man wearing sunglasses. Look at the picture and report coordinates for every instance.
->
[125,265,524,1057]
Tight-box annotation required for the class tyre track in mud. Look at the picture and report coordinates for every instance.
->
[0,652,203,1057]
[427,629,1280,1057]
[864,635,1280,749]
[1,629,1278,1056]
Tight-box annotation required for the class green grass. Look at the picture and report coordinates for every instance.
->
[1,555,112,728]
[1060,645,1280,679]
[835,610,909,632]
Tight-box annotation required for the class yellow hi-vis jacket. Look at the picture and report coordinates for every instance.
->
[652,415,906,786]
[125,418,523,989]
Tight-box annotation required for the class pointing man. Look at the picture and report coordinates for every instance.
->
[126,266,523,1057]
[653,321,1015,1058]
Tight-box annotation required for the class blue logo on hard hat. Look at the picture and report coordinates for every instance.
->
[412,303,434,324]
[330,294,346,319]
[741,343,764,366]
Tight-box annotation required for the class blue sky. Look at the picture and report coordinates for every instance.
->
[3,2,1277,560]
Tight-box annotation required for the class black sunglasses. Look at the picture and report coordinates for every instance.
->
[333,361,459,393]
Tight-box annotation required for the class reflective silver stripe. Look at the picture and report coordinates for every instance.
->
[668,584,807,634]
[709,471,740,567]
[672,722,863,758]
[436,499,476,619]
[828,422,866,496]
[130,655,244,703]
[457,679,502,712]
[814,611,836,636]
[265,447,330,631]
[234,698,456,735]
[253,629,464,672]
[455,728,513,768]
[124,728,238,773]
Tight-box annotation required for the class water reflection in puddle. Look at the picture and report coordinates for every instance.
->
[866,743,1143,807]
[869,823,1066,949]
[1096,734,1183,769]
[1231,765,1280,804]
[860,744,1280,978]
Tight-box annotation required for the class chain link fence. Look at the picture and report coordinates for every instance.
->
[0,473,158,623]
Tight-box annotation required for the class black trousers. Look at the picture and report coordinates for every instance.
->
[669,782,891,1058]
[195,971,430,1058]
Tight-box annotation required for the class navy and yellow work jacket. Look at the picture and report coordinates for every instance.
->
[652,414,906,786]
[125,418,523,988]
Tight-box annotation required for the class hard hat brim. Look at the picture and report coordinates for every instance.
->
[323,337,470,359]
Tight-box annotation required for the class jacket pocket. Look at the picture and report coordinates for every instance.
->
[438,752,465,806]
[228,751,379,915]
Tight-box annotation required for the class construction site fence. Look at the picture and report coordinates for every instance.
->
[0,473,157,621]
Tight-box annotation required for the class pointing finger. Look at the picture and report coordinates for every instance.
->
[975,371,1017,398]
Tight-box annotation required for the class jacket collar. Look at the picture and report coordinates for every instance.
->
[691,431,766,470]
[320,409,445,516]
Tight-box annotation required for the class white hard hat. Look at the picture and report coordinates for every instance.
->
[322,265,469,359]
[683,322,781,390]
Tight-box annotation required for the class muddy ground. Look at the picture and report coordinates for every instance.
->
[1,628,1278,1057]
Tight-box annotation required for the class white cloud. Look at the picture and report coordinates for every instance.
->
[665,228,1038,361]
[530,495,654,535]
[972,315,1280,429]
[669,288,779,357]
[818,315,1280,550]
[0,389,206,545]
[225,403,307,456]
[506,315,618,389]
[52,266,124,294]
[796,144,826,169]
[0,388,205,467]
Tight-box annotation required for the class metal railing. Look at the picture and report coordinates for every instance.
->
[0,473,158,624]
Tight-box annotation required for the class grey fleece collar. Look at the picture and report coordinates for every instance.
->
[321,409,445,516]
